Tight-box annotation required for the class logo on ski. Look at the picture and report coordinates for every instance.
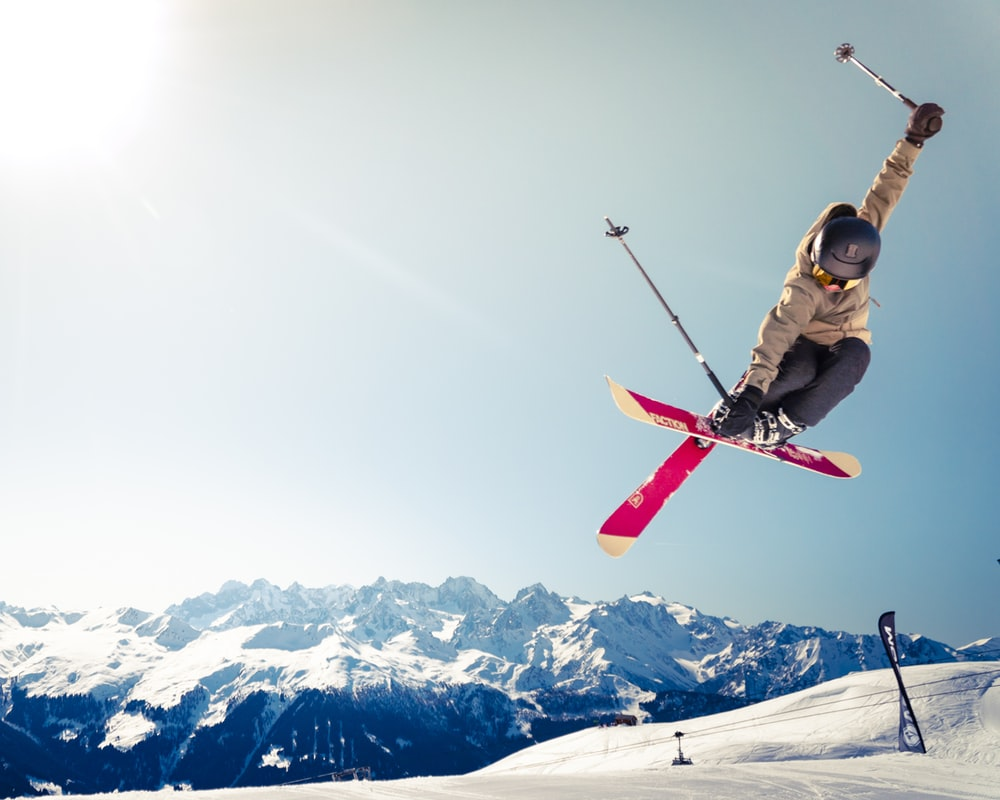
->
[649,413,689,433]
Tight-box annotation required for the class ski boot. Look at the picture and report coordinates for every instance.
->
[744,408,806,449]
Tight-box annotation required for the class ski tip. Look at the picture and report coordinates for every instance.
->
[823,450,863,479]
[597,532,637,558]
[604,377,648,421]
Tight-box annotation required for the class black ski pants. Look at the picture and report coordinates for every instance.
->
[759,336,871,428]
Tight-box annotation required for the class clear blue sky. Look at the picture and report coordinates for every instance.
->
[0,0,996,648]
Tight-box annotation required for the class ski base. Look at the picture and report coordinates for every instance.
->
[597,436,715,557]
[597,378,862,557]
[606,377,861,479]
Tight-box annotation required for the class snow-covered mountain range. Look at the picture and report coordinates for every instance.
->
[1,577,995,797]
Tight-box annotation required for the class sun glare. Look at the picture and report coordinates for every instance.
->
[0,0,162,164]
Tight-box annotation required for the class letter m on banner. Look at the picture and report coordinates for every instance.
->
[878,611,927,754]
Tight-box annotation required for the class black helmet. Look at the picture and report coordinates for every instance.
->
[810,217,881,280]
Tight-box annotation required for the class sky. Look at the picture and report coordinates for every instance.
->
[0,0,997,648]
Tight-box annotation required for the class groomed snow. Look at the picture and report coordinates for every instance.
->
[77,662,998,800]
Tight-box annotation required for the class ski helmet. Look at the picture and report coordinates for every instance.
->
[810,216,881,281]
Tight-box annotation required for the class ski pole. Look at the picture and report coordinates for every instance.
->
[834,44,942,133]
[835,43,916,109]
[604,216,730,403]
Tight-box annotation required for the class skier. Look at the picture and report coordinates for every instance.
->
[713,101,945,447]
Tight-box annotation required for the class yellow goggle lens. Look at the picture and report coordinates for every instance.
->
[813,264,860,292]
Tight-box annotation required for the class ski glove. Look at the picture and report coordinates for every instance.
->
[714,385,764,438]
[904,102,945,148]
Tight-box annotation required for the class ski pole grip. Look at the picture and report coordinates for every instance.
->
[905,100,943,136]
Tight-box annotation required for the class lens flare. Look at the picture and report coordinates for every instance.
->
[0,0,163,164]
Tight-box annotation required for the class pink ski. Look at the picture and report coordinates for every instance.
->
[598,437,714,557]
[598,378,861,557]
[606,377,860,478]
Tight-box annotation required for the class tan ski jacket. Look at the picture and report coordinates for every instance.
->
[744,138,922,394]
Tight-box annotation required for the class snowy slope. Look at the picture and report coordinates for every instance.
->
[78,662,1000,800]
[481,662,1000,771]
[2,579,996,794]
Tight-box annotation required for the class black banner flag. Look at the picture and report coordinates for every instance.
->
[878,611,927,754]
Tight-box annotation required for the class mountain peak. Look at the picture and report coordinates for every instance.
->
[0,577,986,795]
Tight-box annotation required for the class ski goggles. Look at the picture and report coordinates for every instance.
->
[812,264,861,292]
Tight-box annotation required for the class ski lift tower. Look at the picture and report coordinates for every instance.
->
[672,730,693,766]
